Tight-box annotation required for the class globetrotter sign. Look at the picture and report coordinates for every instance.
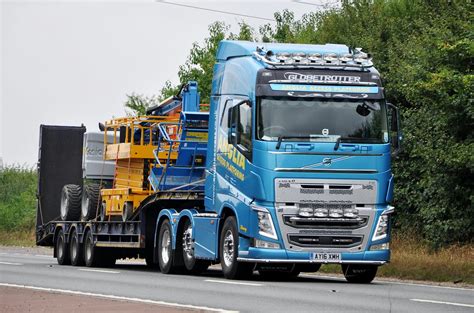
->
[284,72,362,82]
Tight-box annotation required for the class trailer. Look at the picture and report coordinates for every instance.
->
[36,40,401,283]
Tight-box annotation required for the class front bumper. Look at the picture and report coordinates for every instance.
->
[237,248,389,265]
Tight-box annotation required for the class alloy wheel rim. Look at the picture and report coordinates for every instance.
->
[161,229,171,264]
[182,224,193,260]
[223,230,234,267]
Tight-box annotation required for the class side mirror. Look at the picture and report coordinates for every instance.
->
[98,122,105,132]
[387,103,402,157]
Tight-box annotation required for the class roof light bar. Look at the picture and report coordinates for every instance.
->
[253,49,373,69]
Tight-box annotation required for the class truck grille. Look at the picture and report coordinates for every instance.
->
[283,215,368,229]
[288,235,363,248]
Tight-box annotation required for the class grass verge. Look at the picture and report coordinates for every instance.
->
[320,234,474,285]
[0,229,36,247]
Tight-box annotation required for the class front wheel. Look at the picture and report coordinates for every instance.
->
[220,216,254,280]
[342,264,378,283]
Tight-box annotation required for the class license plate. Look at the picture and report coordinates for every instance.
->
[310,252,341,262]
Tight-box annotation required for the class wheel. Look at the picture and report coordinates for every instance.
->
[60,184,82,221]
[122,202,133,222]
[69,228,84,266]
[98,201,106,221]
[83,229,116,267]
[342,264,378,283]
[158,219,177,274]
[258,264,300,280]
[81,184,100,221]
[56,228,70,265]
[220,216,254,279]
[181,220,210,274]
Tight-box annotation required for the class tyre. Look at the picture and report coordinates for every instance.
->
[122,202,133,222]
[98,201,107,222]
[60,184,82,221]
[181,219,210,274]
[69,228,84,266]
[56,228,70,265]
[220,216,254,280]
[81,184,100,221]
[158,219,177,274]
[342,264,378,283]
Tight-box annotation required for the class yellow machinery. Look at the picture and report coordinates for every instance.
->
[100,115,179,221]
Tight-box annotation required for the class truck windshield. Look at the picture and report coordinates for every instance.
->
[257,97,389,143]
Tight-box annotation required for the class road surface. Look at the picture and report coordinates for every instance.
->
[0,247,472,312]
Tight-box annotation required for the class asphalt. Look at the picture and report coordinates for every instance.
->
[0,247,473,313]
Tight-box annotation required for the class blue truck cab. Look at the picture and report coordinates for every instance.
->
[152,40,402,282]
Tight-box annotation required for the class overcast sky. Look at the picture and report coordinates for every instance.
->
[1,0,338,166]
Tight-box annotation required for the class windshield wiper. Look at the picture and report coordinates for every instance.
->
[276,136,311,149]
[276,135,333,150]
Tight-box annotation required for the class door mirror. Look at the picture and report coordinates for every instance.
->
[387,103,402,157]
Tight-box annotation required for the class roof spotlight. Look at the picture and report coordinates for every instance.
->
[308,53,322,62]
[339,53,353,63]
[292,52,306,62]
[324,53,338,62]
[275,52,291,62]
[354,52,369,63]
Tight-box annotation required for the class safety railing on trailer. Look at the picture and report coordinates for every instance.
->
[151,121,208,191]
[103,116,178,147]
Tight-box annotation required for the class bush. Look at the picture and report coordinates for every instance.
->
[0,166,37,231]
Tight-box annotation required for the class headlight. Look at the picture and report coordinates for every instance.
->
[314,208,329,217]
[298,206,314,217]
[370,242,390,250]
[372,214,390,241]
[329,208,343,218]
[252,206,278,240]
[343,208,359,218]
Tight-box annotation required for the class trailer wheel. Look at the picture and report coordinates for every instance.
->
[342,264,378,284]
[181,219,210,274]
[60,184,82,221]
[220,216,254,280]
[56,228,70,265]
[81,184,100,221]
[158,219,176,274]
[84,229,100,267]
[69,228,84,266]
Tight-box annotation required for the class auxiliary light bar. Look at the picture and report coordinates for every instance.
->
[254,47,373,68]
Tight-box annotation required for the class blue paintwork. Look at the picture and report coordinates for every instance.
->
[157,41,395,266]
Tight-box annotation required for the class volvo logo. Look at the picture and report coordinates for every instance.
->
[322,158,332,166]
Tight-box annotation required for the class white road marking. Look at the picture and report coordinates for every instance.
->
[307,274,474,292]
[0,283,238,313]
[411,299,474,308]
[384,280,474,292]
[78,268,120,274]
[0,261,23,266]
[205,279,263,287]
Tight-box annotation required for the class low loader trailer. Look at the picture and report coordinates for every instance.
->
[36,40,402,283]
